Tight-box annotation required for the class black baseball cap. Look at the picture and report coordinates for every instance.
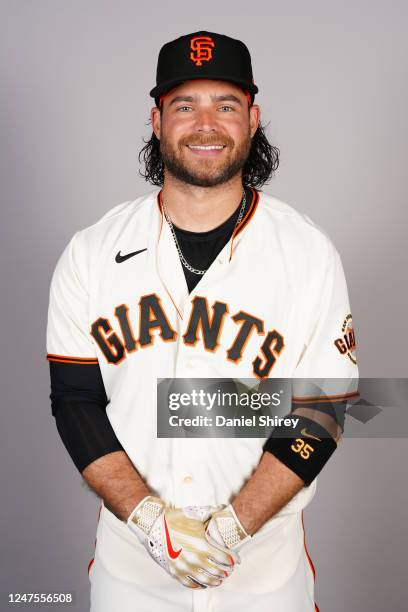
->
[149,31,259,106]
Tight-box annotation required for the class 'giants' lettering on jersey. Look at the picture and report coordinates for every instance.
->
[334,313,357,364]
[90,294,285,379]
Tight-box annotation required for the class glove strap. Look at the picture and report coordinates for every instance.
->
[127,495,165,536]
[213,504,251,550]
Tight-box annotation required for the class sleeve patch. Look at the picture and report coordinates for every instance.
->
[333,313,357,364]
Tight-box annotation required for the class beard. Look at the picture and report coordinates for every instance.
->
[159,130,252,188]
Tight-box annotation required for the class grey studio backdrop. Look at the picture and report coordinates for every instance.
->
[1,1,407,610]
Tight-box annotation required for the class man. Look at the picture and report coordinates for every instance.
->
[46,31,359,611]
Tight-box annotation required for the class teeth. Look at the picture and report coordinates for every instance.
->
[188,145,225,150]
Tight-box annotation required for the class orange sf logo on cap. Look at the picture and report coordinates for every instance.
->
[190,36,215,66]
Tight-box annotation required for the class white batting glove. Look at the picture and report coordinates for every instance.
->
[127,496,237,589]
[205,504,252,555]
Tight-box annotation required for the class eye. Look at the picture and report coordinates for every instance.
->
[177,105,193,112]
[219,105,234,112]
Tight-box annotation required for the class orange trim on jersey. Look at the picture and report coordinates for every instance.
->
[293,391,360,404]
[46,353,98,364]
[229,187,259,261]
[301,511,320,611]
[302,511,316,580]
[157,190,163,215]
[156,192,184,321]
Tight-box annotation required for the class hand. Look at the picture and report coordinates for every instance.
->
[205,504,252,555]
[127,496,237,589]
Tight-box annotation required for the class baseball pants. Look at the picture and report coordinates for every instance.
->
[89,506,318,612]
[89,535,318,612]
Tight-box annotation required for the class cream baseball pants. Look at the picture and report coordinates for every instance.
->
[88,505,319,612]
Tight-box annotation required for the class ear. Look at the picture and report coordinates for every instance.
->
[249,104,261,138]
[151,106,161,140]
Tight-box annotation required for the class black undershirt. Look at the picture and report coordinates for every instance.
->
[50,187,253,473]
[173,185,253,293]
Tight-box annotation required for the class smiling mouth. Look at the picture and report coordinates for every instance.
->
[187,145,226,150]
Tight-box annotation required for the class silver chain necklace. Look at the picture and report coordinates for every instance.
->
[161,190,247,275]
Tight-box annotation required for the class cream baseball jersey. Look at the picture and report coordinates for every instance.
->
[46,187,358,589]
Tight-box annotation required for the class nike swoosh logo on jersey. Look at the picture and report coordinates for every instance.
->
[115,248,147,263]
[163,514,182,560]
[300,428,321,442]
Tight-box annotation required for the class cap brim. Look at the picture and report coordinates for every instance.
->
[150,75,258,101]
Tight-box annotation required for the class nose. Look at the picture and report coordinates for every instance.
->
[194,107,218,133]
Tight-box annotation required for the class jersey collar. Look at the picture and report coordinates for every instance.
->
[156,186,260,263]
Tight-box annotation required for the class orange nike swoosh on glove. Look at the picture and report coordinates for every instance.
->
[163,514,183,559]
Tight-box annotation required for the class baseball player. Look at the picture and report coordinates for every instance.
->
[46,31,359,611]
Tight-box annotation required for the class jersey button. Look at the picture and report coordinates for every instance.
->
[183,475,193,484]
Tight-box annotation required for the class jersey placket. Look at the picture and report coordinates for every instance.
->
[155,203,236,506]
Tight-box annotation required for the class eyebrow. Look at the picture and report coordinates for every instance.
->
[168,94,243,107]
